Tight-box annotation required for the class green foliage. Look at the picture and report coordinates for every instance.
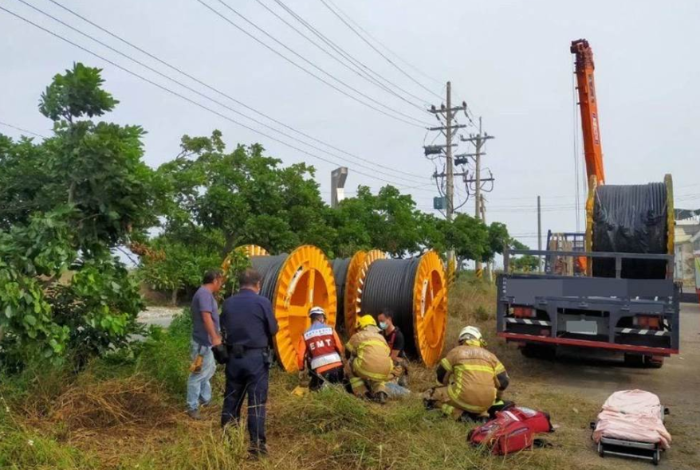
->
[157,133,329,255]
[509,239,540,272]
[139,236,220,305]
[446,213,489,261]
[0,63,154,368]
[39,62,118,122]
[221,249,252,297]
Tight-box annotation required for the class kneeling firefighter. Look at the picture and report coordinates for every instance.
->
[424,326,510,420]
[296,306,345,391]
[345,315,393,404]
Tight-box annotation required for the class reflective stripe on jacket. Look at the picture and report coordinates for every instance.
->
[346,326,393,381]
[297,323,344,373]
[440,345,507,414]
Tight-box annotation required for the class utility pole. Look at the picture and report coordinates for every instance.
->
[445,82,454,223]
[461,119,494,276]
[425,82,467,270]
[480,194,491,282]
[537,195,542,272]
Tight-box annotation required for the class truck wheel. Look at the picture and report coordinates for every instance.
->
[623,353,645,367]
[645,356,664,369]
[521,344,556,360]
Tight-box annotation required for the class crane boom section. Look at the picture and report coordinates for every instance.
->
[571,39,605,185]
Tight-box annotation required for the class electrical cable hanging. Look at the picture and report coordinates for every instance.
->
[199,0,432,128]
[15,0,428,188]
[45,0,429,183]
[0,4,437,191]
[357,251,447,366]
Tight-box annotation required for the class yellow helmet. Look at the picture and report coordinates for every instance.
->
[357,315,377,329]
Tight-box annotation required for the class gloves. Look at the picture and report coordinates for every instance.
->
[211,343,229,365]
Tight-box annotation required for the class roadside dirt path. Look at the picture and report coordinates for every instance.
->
[528,303,700,469]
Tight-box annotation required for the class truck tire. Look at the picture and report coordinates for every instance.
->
[645,355,664,369]
[623,353,645,367]
[521,344,556,360]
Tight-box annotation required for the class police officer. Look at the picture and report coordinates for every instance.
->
[220,268,278,457]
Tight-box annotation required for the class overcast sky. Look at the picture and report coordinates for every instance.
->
[2,0,699,250]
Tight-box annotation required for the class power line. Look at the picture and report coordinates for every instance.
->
[0,120,47,138]
[0,4,437,193]
[197,0,431,128]
[319,0,443,101]
[263,0,432,107]
[16,0,429,187]
[39,0,429,183]
[323,0,444,88]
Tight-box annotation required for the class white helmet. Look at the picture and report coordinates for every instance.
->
[309,306,326,318]
[458,326,482,344]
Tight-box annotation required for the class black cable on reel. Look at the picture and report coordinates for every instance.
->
[592,182,668,279]
[332,258,350,330]
[362,258,420,356]
[250,254,288,301]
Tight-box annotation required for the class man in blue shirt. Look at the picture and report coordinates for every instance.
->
[220,268,278,458]
[187,269,224,420]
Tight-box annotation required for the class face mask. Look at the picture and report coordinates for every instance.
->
[379,322,388,330]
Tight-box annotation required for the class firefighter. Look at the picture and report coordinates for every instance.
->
[296,306,345,391]
[345,315,394,404]
[424,326,510,421]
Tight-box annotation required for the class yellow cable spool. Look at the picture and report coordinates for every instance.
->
[360,250,447,366]
[345,249,386,337]
[267,245,337,372]
[221,244,269,277]
[412,251,448,366]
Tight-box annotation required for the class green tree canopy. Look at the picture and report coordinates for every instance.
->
[0,63,153,367]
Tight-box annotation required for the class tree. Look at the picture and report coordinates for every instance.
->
[328,185,423,257]
[446,213,490,264]
[0,63,154,367]
[509,239,540,272]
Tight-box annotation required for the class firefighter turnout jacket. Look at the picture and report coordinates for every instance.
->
[297,322,344,373]
[346,326,393,381]
[437,345,509,415]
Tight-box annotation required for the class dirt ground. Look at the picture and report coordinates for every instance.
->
[524,303,700,469]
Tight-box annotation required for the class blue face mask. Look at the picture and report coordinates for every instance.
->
[379,322,388,330]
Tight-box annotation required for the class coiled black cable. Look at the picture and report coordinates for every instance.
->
[250,254,288,301]
[362,258,420,356]
[332,258,350,330]
[592,182,668,279]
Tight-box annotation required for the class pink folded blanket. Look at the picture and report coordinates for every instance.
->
[593,390,671,449]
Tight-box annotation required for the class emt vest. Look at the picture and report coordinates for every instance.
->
[303,326,342,371]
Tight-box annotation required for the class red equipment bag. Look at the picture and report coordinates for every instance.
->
[468,407,553,455]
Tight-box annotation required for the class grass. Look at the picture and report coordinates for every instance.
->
[0,278,695,469]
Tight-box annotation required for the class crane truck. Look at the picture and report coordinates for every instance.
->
[496,40,679,368]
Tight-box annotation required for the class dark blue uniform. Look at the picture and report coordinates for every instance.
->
[220,288,278,451]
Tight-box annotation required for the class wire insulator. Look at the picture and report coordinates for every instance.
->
[362,258,420,356]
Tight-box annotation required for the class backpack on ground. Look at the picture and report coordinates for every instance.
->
[468,406,553,455]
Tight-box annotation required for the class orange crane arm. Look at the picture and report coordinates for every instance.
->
[571,39,605,186]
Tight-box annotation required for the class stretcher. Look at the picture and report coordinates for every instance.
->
[591,390,670,466]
